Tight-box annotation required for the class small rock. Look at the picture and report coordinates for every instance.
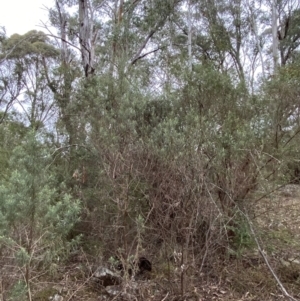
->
[288,258,300,265]
[280,258,290,267]
[93,266,122,286]
[105,285,122,296]
[50,294,63,301]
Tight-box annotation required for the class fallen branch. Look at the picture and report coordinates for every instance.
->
[243,211,299,301]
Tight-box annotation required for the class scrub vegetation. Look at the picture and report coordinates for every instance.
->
[1,0,300,300]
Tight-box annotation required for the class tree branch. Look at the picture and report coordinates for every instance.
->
[130,29,156,65]
[131,46,164,65]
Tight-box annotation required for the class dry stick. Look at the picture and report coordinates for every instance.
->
[180,243,185,297]
[65,274,94,301]
[66,251,95,301]
[244,212,299,301]
[0,278,4,301]
[161,292,169,301]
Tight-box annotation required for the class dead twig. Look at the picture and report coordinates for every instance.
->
[243,211,299,301]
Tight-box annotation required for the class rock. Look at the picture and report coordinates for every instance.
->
[288,258,300,265]
[105,285,122,296]
[49,294,63,301]
[93,266,122,286]
[280,258,291,267]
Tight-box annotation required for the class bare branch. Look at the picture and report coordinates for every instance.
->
[130,28,156,65]
[131,46,164,65]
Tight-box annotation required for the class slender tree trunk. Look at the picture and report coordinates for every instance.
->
[54,1,76,147]
[272,0,279,71]
[248,3,265,79]
[188,0,192,71]
[56,0,68,64]
[79,0,95,77]
[107,0,123,109]
[232,0,245,84]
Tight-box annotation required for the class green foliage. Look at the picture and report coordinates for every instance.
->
[7,280,27,301]
[1,31,59,60]
[32,287,57,301]
[279,8,300,63]
[2,1,300,297]
[228,216,254,253]
[0,130,81,270]
[262,61,300,182]
[0,115,28,181]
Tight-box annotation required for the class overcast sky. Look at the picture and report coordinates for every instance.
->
[0,0,54,36]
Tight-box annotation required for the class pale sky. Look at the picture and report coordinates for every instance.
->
[0,0,54,36]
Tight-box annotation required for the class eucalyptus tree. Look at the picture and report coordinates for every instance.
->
[278,7,300,65]
[261,0,300,70]
[0,113,28,184]
[37,0,300,256]
[0,30,23,124]
[1,31,59,129]
[41,0,188,158]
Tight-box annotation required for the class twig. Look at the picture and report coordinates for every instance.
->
[130,46,164,65]
[65,274,94,301]
[130,29,156,65]
[161,292,169,301]
[0,277,4,301]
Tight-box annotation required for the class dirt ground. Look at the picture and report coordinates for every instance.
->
[178,184,300,301]
[256,184,300,258]
[24,185,300,301]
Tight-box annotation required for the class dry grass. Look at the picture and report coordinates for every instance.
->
[32,184,300,301]
[3,185,300,301]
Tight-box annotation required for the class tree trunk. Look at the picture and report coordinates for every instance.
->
[79,0,95,77]
[248,2,265,79]
[188,0,192,71]
[272,0,279,71]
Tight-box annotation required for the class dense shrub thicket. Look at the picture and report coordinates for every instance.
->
[1,1,300,299]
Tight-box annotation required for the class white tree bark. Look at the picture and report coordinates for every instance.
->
[79,0,97,77]
[247,1,265,79]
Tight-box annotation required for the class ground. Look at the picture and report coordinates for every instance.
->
[31,185,300,301]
